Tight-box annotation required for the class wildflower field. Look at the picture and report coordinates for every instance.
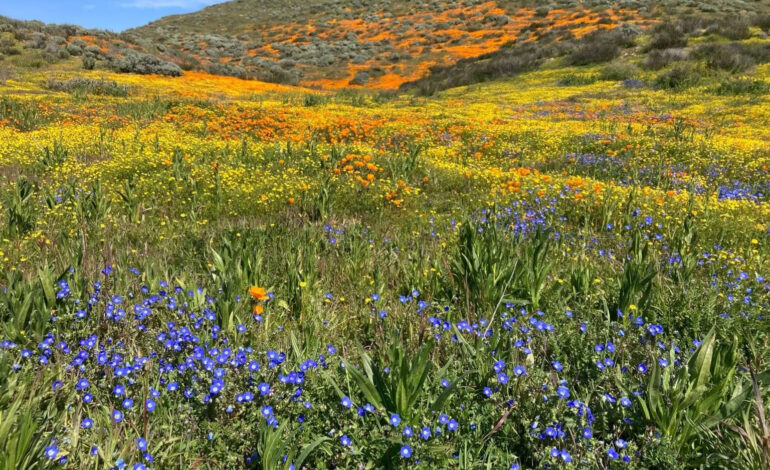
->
[1,8,770,470]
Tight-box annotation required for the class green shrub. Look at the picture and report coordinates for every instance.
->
[714,77,770,95]
[599,61,639,81]
[207,62,248,79]
[654,64,701,90]
[568,41,620,66]
[647,21,688,50]
[567,27,637,66]
[111,52,182,77]
[81,55,95,70]
[349,70,370,85]
[65,43,82,56]
[754,13,770,32]
[694,42,762,73]
[644,48,688,70]
[46,77,131,97]
[557,73,598,86]
[716,15,752,40]
[84,45,102,58]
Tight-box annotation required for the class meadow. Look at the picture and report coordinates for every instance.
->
[1,14,770,470]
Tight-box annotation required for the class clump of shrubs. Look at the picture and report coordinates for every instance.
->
[644,48,688,70]
[557,73,597,86]
[81,55,96,70]
[654,64,701,90]
[111,52,182,77]
[599,61,639,81]
[349,70,370,85]
[646,21,688,50]
[693,42,770,73]
[207,62,248,79]
[47,77,131,96]
[567,25,638,66]
[714,15,752,40]
[66,43,83,56]
[714,77,770,95]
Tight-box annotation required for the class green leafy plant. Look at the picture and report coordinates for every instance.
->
[341,340,450,421]
[638,328,753,460]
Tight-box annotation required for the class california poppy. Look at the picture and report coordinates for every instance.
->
[249,286,268,301]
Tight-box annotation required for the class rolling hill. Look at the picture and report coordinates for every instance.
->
[125,0,767,88]
[1,0,769,90]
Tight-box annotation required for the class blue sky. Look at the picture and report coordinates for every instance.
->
[0,0,227,32]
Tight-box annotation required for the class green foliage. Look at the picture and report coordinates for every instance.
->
[111,52,182,77]
[714,77,770,95]
[615,229,657,317]
[557,73,598,86]
[81,55,95,70]
[341,340,443,421]
[599,61,639,81]
[654,64,701,90]
[4,176,36,238]
[450,220,520,310]
[37,139,68,170]
[47,77,131,97]
[647,21,688,50]
[0,97,48,131]
[637,328,755,461]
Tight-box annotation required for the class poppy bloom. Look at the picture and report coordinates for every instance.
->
[249,286,268,301]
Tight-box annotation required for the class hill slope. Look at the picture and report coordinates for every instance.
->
[125,0,770,88]
[127,0,657,88]
[2,0,769,89]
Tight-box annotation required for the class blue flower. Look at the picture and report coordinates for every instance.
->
[339,435,351,447]
[389,414,401,426]
[620,397,632,407]
[556,385,570,399]
[400,445,412,458]
[341,396,352,408]
[112,410,124,423]
[45,444,59,459]
[81,417,93,429]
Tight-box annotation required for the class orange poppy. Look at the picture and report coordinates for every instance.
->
[249,286,268,301]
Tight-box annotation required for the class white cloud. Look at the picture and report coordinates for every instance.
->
[120,0,224,9]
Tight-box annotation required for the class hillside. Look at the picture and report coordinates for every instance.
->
[2,1,770,89]
[126,0,767,88]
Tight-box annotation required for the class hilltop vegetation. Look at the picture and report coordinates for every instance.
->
[0,1,770,469]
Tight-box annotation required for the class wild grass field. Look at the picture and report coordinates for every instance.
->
[1,3,770,470]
